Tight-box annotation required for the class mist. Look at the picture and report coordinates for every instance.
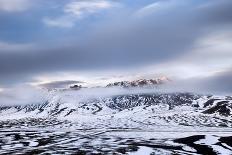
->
[1,71,231,106]
[0,85,47,106]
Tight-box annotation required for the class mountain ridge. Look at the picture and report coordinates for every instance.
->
[106,76,170,88]
[0,91,231,129]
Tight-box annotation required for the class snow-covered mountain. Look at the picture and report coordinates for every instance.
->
[0,90,231,129]
[106,76,170,88]
[0,84,232,154]
[0,77,232,154]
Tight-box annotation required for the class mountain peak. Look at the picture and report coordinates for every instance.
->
[106,76,170,88]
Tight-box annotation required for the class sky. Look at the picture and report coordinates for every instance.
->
[0,0,232,94]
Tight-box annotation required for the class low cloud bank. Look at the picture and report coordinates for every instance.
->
[0,70,231,106]
[39,80,85,89]
[0,85,47,106]
[158,70,232,95]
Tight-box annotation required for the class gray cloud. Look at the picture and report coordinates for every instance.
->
[0,85,47,106]
[194,70,232,94]
[162,69,232,95]
[0,0,232,86]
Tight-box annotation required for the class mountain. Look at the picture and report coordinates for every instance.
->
[106,76,170,88]
[0,90,231,129]
[0,87,232,154]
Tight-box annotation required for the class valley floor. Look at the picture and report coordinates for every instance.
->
[0,126,232,155]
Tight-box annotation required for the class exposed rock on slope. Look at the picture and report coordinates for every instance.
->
[106,76,170,88]
[0,91,231,129]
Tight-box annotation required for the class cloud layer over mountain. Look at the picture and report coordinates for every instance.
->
[0,0,231,94]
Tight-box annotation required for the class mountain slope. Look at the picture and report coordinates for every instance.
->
[0,91,231,129]
[106,76,170,88]
[1,89,232,155]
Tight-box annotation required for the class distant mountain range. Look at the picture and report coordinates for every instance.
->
[104,76,170,88]
[67,76,170,89]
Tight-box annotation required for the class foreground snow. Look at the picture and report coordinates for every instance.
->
[0,128,231,154]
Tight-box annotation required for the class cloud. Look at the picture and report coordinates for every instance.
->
[0,0,31,12]
[64,0,113,17]
[0,85,47,106]
[0,0,232,92]
[43,16,76,28]
[2,69,231,107]
[163,69,232,95]
[141,30,232,80]
[0,86,167,106]
[135,0,176,17]
[39,80,85,89]
[198,70,232,94]
[43,0,115,28]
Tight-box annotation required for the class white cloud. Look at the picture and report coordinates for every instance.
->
[64,0,113,17]
[135,2,161,17]
[135,0,178,17]
[43,16,75,28]
[0,85,47,106]
[193,31,232,56]
[0,0,31,12]
[141,30,232,80]
[43,0,115,28]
